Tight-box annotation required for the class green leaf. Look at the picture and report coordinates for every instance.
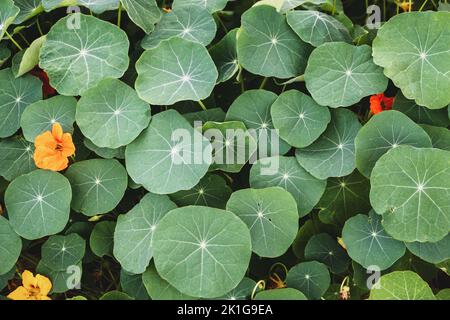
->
[237,5,311,79]
[421,124,450,151]
[13,0,43,24]
[0,68,42,138]
[120,270,150,300]
[281,0,329,12]
[372,12,450,109]
[21,95,77,143]
[0,267,15,290]
[125,110,212,194]
[305,42,387,108]
[295,109,361,179]
[121,0,161,34]
[5,170,72,240]
[368,271,435,300]
[393,92,450,127]
[0,216,22,275]
[136,37,218,106]
[250,156,326,217]
[203,121,257,173]
[64,159,128,216]
[305,233,350,274]
[226,187,298,258]
[78,0,119,14]
[0,137,35,181]
[141,5,216,49]
[406,234,450,264]
[170,174,232,209]
[255,288,307,300]
[37,260,82,293]
[0,0,19,40]
[172,0,229,13]
[317,170,371,226]
[152,206,252,298]
[286,261,330,300]
[89,221,115,258]
[342,211,406,270]
[287,10,351,47]
[41,233,86,271]
[215,277,256,300]
[225,90,291,156]
[370,146,450,242]
[271,90,331,148]
[76,78,151,149]
[210,29,239,83]
[0,43,11,67]
[113,193,177,274]
[12,35,46,78]
[99,290,134,300]
[142,263,196,300]
[39,14,129,96]
[184,108,226,124]
[355,110,432,178]
[436,289,450,300]
[83,138,125,160]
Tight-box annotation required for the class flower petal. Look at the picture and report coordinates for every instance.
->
[7,286,30,300]
[36,274,52,296]
[52,123,64,142]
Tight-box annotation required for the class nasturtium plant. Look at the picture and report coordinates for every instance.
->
[0,0,449,302]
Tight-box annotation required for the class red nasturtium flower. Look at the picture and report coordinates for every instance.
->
[370,93,395,115]
[34,122,76,171]
[30,67,56,98]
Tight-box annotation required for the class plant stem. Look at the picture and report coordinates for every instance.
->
[5,31,23,51]
[332,0,337,15]
[259,77,268,89]
[409,0,412,11]
[198,100,207,111]
[37,17,43,36]
[215,13,228,33]
[117,2,122,27]
[17,31,30,46]
[418,0,429,11]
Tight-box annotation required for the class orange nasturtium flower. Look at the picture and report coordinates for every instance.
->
[34,122,75,171]
[398,1,413,12]
[370,93,395,115]
[7,270,52,300]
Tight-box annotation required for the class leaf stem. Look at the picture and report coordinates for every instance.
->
[214,13,228,33]
[332,0,337,15]
[409,0,412,11]
[37,17,43,36]
[117,2,122,27]
[5,31,23,51]
[198,100,207,111]
[418,0,429,11]
[259,77,268,89]
[17,31,30,46]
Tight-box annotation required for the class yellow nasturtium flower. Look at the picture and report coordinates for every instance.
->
[7,270,52,300]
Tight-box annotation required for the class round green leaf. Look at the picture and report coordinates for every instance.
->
[271,90,331,148]
[12,35,46,78]
[113,193,177,275]
[226,187,298,258]
[121,0,161,34]
[406,234,450,264]
[125,110,212,194]
[152,206,252,298]
[393,92,450,127]
[76,78,151,149]
[286,10,351,47]
[5,170,72,240]
[99,291,134,300]
[368,271,435,300]
[89,221,115,258]
[215,277,256,300]
[0,267,15,291]
[305,42,388,108]
[14,0,44,24]
[141,5,216,49]
[317,170,371,226]
[0,68,42,138]
[120,270,150,300]
[372,11,450,109]
[135,37,218,106]
[170,173,232,209]
[0,43,11,67]
[210,28,239,83]
[83,138,125,159]
[370,146,450,242]
[142,263,195,300]
[64,159,128,216]
[0,0,19,40]
[250,156,326,217]
[78,0,119,14]
[255,288,307,300]
[436,289,450,300]
[0,137,35,181]
[89,221,116,258]
[286,261,330,300]
[172,0,229,13]
[184,107,226,124]
[21,95,77,143]
[355,110,432,178]
[237,5,311,79]
[421,124,450,151]
[295,108,361,179]
[36,261,83,294]
[225,90,291,156]
[41,233,86,271]
[305,233,350,274]
[342,211,406,270]
[203,121,257,173]
[0,216,22,275]
[39,14,129,96]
